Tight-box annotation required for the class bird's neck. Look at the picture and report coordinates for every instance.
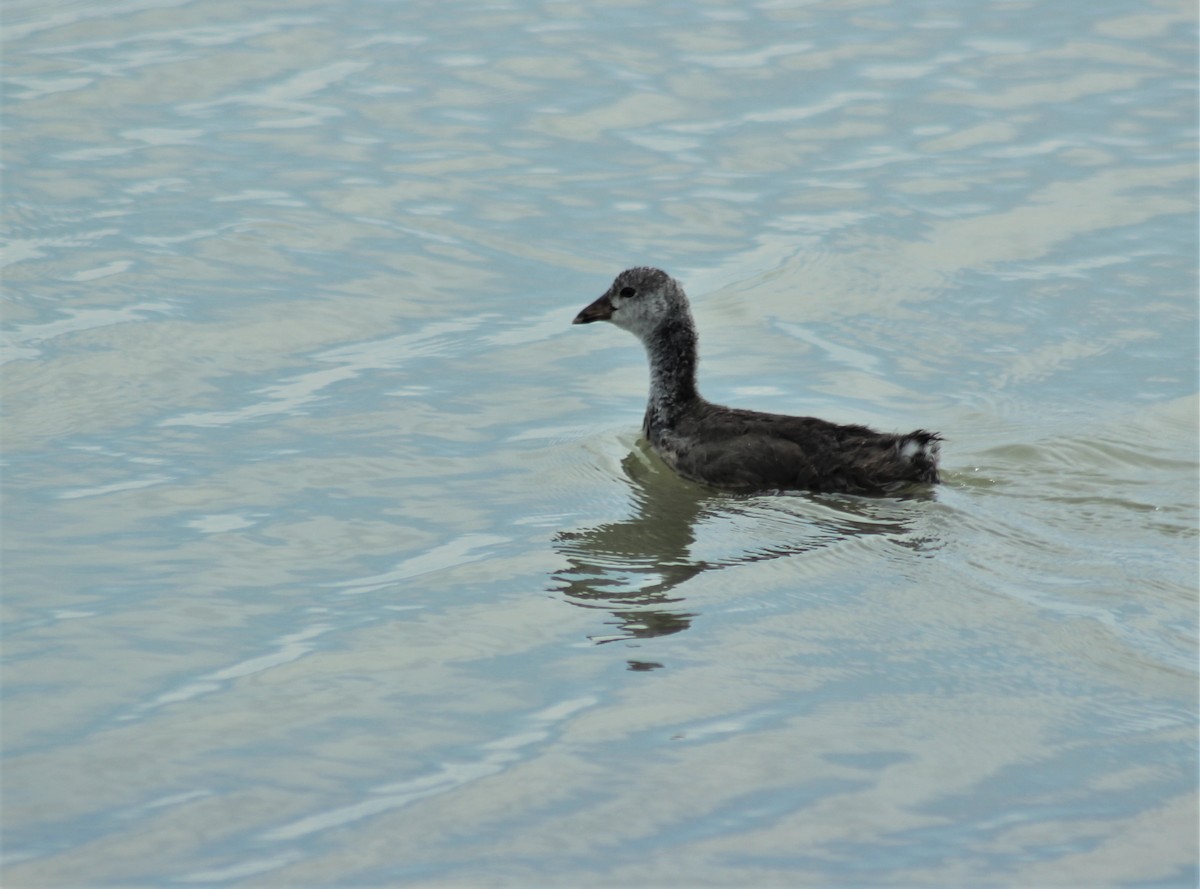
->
[642,317,700,430]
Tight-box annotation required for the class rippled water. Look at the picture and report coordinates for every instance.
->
[4,0,1197,886]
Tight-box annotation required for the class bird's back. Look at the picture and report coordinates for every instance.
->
[647,400,940,493]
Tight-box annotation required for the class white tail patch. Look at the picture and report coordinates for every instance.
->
[899,435,940,466]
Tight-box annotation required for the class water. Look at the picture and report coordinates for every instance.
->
[3,0,1197,885]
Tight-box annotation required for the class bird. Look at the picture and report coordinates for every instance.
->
[573,267,941,494]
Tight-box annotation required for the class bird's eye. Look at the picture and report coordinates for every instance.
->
[619,286,636,298]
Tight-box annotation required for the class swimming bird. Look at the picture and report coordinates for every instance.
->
[573,267,941,493]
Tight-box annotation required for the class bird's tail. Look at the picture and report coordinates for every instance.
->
[898,430,942,483]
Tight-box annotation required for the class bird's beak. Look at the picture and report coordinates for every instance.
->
[573,293,614,324]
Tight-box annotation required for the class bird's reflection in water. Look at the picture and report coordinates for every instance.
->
[551,440,935,665]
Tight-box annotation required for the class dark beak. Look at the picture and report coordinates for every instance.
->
[573,293,614,324]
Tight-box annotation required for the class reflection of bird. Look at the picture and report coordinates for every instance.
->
[551,446,708,645]
[550,442,929,650]
[574,267,941,493]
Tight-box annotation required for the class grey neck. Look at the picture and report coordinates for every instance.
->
[643,316,700,430]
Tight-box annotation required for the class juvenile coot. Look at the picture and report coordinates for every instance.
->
[573,267,941,493]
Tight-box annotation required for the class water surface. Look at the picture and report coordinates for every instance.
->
[3,0,1197,886]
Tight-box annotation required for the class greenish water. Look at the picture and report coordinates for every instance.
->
[3,0,1197,886]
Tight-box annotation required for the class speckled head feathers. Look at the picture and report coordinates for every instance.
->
[573,267,693,343]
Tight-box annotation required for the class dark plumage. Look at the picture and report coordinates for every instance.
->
[573,267,941,494]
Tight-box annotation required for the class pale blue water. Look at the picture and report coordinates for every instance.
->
[3,0,1197,886]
